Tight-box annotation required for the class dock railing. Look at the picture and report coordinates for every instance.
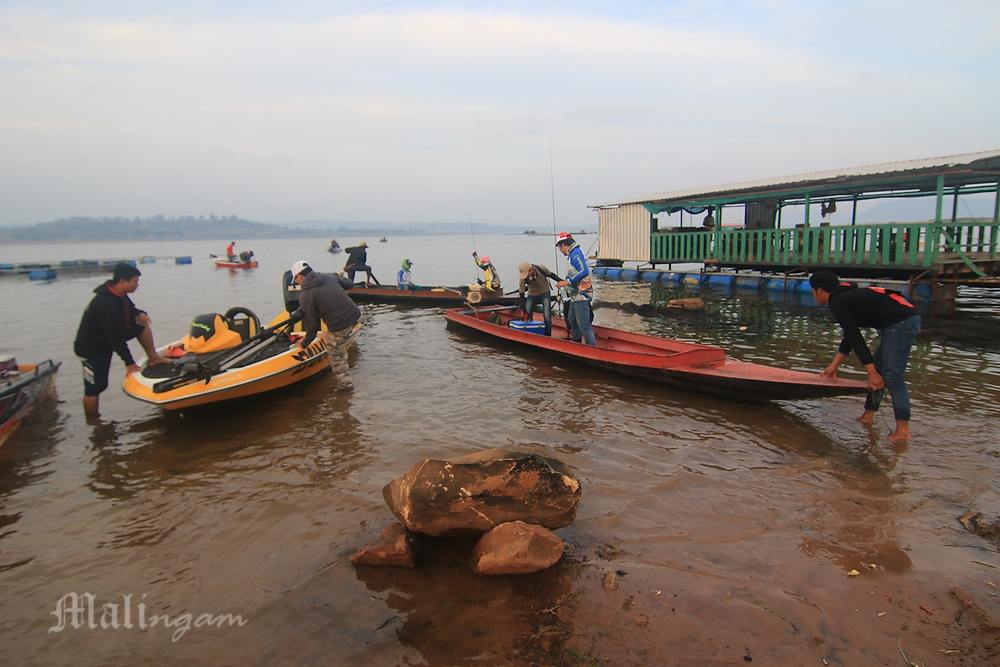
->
[650,221,1000,270]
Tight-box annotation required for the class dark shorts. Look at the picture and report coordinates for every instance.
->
[80,353,113,396]
[78,327,142,397]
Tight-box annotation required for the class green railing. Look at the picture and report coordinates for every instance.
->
[650,221,1000,269]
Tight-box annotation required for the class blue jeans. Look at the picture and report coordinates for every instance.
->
[525,294,552,335]
[864,315,920,421]
[568,299,596,346]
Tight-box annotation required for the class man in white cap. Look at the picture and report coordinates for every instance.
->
[290,260,361,390]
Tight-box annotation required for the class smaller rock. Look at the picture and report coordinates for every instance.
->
[666,297,705,311]
[350,523,416,568]
[471,521,564,575]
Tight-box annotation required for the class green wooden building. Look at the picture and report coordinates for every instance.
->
[590,150,1000,285]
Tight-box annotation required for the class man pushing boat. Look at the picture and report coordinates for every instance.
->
[809,270,922,442]
[74,262,169,418]
[291,260,362,391]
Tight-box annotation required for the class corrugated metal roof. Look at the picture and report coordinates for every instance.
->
[590,149,1000,208]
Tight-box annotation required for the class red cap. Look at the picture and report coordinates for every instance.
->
[555,232,574,246]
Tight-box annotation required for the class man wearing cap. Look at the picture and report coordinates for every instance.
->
[555,232,596,346]
[809,270,921,442]
[291,260,362,391]
[397,259,416,290]
[517,261,560,335]
[343,242,380,286]
[74,262,169,418]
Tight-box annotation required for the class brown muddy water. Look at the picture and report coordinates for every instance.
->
[1,236,999,666]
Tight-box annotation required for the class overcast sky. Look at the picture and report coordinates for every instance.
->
[1,1,998,227]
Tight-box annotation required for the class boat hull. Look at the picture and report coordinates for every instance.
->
[214,260,259,269]
[444,306,869,402]
[0,361,60,447]
[347,285,516,306]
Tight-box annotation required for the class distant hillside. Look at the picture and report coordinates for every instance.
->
[0,216,542,242]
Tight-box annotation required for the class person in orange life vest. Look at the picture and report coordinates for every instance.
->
[226,241,236,261]
[809,270,921,443]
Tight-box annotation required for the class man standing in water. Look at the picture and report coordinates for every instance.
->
[74,263,169,418]
[291,260,361,391]
[809,270,921,442]
[555,232,596,346]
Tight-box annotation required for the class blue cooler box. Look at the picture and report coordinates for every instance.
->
[509,320,546,335]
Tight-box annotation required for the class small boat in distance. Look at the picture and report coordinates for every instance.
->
[1,357,60,447]
[211,251,258,269]
[346,284,516,306]
[444,306,869,402]
[379,236,388,243]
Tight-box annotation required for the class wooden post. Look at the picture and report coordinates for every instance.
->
[934,175,944,224]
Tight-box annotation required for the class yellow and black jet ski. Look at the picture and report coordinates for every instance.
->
[123,271,358,410]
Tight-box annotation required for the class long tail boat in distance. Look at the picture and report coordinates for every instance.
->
[444,306,869,401]
[346,284,517,306]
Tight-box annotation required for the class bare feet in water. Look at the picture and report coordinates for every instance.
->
[857,410,876,425]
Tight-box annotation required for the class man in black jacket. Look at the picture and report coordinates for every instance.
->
[74,263,168,417]
[809,270,921,442]
[291,260,362,391]
[342,242,380,286]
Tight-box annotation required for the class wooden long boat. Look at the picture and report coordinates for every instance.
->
[346,284,517,306]
[444,306,869,401]
[213,258,258,269]
[1,359,60,447]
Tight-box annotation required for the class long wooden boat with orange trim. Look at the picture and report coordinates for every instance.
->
[346,284,516,306]
[0,358,60,447]
[444,306,869,401]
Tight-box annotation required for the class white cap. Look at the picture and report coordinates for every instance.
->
[291,260,310,276]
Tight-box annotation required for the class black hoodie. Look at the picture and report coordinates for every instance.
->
[828,284,916,365]
[73,282,146,364]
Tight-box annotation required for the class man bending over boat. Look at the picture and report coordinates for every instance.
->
[555,233,596,346]
[291,260,361,391]
[809,270,921,443]
[73,262,169,418]
[343,242,380,286]
[517,261,560,336]
[397,259,416,289]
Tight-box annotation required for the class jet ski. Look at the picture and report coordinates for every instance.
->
[123,271,358,410]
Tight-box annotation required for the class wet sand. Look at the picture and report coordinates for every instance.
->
[1,237,999,665]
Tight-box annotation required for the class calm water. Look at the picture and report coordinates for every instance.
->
[1,235,999,665]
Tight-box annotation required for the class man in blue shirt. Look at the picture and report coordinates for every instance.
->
[555,232,596,346]
[397,259,416,289]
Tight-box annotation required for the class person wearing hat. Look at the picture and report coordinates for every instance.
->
[291,260,362,391]
[343,241,380,286]
[397,259,416,290]
[809,270,921,443]
[472,251,501,293]
[517,261,560,336]
[555,232,596,346]
[73,262,169,417]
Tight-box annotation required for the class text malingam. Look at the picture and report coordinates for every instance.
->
[49,593,247,643]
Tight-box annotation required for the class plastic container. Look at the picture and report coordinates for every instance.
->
[620,269,639,281]
[28,269,57,281]
[639,271,660,283]
[604,268,622,279]
[509,320,547,335]
[175,256,193,265]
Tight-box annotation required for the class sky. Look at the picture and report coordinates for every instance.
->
[1,1,998,228]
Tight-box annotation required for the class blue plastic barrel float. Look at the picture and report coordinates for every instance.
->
[639,270,660,283]
[681,273,702,286]
[766,278,787,291]
[658,272,675,284]
[0,263,14,271]
[140,256,156,264]
[175,256,193,265]
[619,269,639,281]
[706,274,733,288]
[798,279,813,294]
[80,259,99,267]
[60,260,82,267]
[603,268,621,279]
[736,275,765,291]
[593,267,609,278]
[910,282,932,300]
[28,268,57,281]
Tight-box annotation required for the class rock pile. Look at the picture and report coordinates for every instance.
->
[351,449,581,575]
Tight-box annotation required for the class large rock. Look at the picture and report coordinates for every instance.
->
[471,521,564,575]
[350,523,416,567]
[382,449,581,536]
